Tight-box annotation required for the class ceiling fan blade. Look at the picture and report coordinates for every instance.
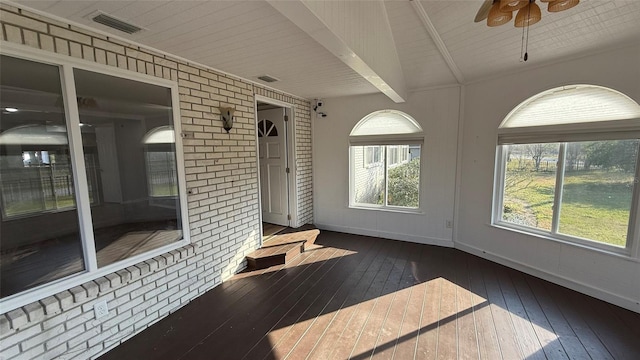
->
[474,0,494,23]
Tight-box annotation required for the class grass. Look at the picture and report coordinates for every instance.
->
[504,167,634,247]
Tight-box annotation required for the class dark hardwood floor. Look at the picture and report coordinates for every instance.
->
[99,230,640,360]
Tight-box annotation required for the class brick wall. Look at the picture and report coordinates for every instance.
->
[0,4,312,359]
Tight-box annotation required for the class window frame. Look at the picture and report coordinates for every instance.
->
[348,110,424,213]
[0,43,191,313]
[491,86,640,257]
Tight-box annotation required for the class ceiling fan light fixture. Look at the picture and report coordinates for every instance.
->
[487,2,513,27]
[514,2,542,27]
[548,0,579,12]
[500,0,529,12]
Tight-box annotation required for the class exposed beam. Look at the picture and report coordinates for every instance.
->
[410,0,465,84]
[267,0,407,103]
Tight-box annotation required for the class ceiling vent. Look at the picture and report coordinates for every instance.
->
[257,75,280,83]
[92,13,142,34]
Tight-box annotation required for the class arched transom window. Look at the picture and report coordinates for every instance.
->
[493,84,640,253]
[349,110,423,210]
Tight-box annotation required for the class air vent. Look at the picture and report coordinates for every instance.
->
[257,75,279,83]
[92,13,142,34]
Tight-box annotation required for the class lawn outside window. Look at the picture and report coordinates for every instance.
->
[492,85,640,255]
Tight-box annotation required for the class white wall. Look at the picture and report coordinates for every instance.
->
[457,44,640,312]
[313,87,460,246]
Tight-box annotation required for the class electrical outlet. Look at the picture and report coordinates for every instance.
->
[446,220,453,229]
[94,300,109,319]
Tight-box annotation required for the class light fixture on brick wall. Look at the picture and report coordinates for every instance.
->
[219,106,235,133]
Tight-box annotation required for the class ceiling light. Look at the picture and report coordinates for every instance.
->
[488,2,513,27]
[5,107,18,112]
[500,0,529,12]
[548,0,579,13]
[514,1,542,27]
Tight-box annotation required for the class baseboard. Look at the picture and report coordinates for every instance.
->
[455,242,640,313]
[315,223,454,248]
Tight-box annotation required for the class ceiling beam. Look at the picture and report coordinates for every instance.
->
[410,0,464,84]
[267,0,407,103]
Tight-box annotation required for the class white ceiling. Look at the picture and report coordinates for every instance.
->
[12,0,640,102]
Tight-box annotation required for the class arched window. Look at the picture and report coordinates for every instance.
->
[349,110,423,210]
[493,85,640,253]
[257,120,278,137]
[143,126,178,198]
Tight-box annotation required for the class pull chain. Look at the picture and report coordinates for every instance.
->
[520,0,532,62]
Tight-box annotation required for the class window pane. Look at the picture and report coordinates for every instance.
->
[73,69,183,268]
[388,145,420,208]
[501,143,560,230]
[353,146,384,205]
[0,55,85,298]
[558,140,638,247]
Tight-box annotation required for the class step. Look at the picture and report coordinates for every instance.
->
[245,241,305,270]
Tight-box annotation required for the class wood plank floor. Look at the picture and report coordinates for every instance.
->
[99,230,640,360]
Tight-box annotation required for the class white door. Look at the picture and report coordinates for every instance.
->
[258,108,289,226]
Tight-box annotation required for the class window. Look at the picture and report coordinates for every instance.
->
[0,53,188,305]
[364,146,383,167]
[349,110,423,210]
[493,85,640,253]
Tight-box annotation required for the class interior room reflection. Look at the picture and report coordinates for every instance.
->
[0,56,183,298]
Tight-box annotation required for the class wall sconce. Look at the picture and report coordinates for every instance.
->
[218,106,235,133]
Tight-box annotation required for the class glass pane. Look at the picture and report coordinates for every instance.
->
[501,143,560,230]
[388,145,420,208]
[73,69,183,268]
[558,140,638,247]
[353,146,385,205]
[0,55,85,298]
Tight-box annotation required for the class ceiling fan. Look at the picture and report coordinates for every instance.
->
[474,0,579,61]
[474,0,580,27]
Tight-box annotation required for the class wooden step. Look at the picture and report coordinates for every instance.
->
[245,241,305,270]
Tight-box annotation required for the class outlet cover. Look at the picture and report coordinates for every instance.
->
[446,220,453,229]
[94,300,109,319]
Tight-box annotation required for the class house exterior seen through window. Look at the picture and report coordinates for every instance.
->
[493,85,640,253]
[349,110,423,210]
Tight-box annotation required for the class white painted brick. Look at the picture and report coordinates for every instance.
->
[23,29,38,48]
[14,343,45,360]
[104,273,122,288]
[42,342,68,360]
[68,286,88,303]
[0,315,10,333]
[93,38,124,54]
[0,9,48,32]
[5,308,28,329]
[69,41,82,58]
[1,344,20,358]
[93,276,111,293]
[4,23,22,43]
[82,281,99,298]
[0,323,40,349]
[50,26,91,45]
[20,323,64,351]
[54,38,69,56]
[22,302,45,323]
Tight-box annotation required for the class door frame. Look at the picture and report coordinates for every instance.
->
[254,95,299,245]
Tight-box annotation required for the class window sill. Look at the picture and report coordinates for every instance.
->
[349,205,424,215]
[490,222,639,262]
[0,242,197,322]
